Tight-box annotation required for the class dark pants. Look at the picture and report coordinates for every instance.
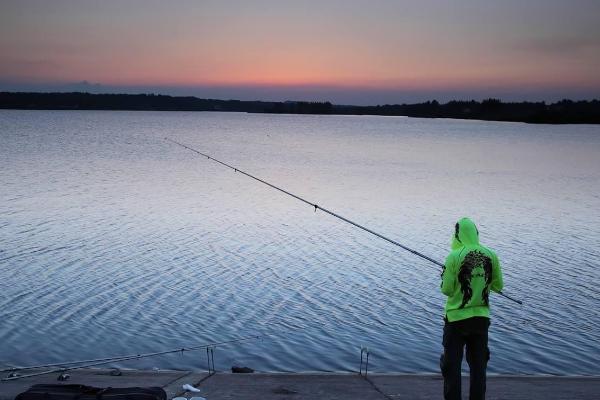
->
[440,317,490,400]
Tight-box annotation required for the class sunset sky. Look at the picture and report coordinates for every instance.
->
[1,0,599,104]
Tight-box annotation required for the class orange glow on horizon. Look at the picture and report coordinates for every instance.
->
[2,1,599,101]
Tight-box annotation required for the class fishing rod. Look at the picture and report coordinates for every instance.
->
[165,137,522,305]
[2,320,315,380]
[1,334,268,381]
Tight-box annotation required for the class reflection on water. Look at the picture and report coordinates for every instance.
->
[1,110,599,374]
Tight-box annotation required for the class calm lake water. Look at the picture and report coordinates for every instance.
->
[1,110,599,375]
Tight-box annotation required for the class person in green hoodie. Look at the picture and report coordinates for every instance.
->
[440,217,503,400]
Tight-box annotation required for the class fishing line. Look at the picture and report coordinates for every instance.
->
[1,328,302,380]
[165,138,522,305]
[1,317,386,378]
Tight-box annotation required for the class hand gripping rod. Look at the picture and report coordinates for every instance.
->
[165,138,522,305]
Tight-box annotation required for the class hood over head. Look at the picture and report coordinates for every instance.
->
[453,217,479,247]
[450,234,463,250]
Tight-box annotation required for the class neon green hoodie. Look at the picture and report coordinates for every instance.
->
[441,217,503,322]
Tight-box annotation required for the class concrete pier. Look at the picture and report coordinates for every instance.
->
[2,369,599,399]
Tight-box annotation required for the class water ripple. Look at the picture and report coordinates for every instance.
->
[1,110,599,374]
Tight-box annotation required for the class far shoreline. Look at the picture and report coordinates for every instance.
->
[1,91,599,124]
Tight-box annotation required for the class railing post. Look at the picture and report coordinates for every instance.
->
[206,346,215,375]
[359,347,370,377]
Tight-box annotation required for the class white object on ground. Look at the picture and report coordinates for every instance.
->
[190,397,207,400]
[182,383,202,392]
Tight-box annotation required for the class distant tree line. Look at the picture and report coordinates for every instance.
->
[266,101,333,114]
[335,98,600,124]
[1,92,598,124]
[0,92,274,112]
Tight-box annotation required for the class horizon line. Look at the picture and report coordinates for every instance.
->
[1,89,599,108]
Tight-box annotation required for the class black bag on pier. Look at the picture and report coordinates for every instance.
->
[15,384,167,400]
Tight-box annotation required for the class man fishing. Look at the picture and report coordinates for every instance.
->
[440,217,503,400]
